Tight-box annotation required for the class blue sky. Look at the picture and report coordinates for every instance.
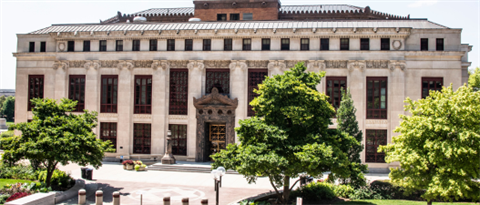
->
[0,0,478,89]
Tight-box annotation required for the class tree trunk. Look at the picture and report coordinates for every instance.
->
[427,200,432,205]
[45,160,56,188]
[283,176,290,205]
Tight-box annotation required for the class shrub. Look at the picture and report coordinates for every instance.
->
[38,169,74,191]
[0,183,34,195]
[6,192,31,202]
[0,194,10,204]
[333,184,354,198]
[122,160,134,165]
[290,182,336,203]
[0,163,40,180]
[348,186,376,200]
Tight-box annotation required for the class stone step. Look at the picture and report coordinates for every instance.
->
[147,164,239,174]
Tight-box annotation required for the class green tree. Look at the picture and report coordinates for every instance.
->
[212,63,359,204]
[468,67,480,91]
[1,96,15,121]
[379,85,480,205]
[0,95,6,116]
[1,98,113,187]
[334,88,367,187]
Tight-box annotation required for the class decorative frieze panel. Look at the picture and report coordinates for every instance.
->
[169,115,188,121]
[366,60,389,69]
[134,60,154,68]
[325,60,348,69]
[285,60,304,68]
[204,60,231,68]
[365,120,388,124]
[133,114,152,120]
[169,60,189,68]
[246,60,269,68]
[100,61,120,68]
[99,113,118,119]
[68,61,85,68]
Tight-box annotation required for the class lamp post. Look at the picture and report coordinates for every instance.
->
[161,130,176,164]
[211,167,226,205]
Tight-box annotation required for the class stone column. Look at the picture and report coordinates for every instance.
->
[347,60,366,162]
[152,61,170,156]
[307,60,326,92]
[229,60,248,142]
[117,61,134,155]
[84,61,100,135]
[388,61,407,142]
[53,61,69,100]
[267,60,286,77]
[187,60,204,161]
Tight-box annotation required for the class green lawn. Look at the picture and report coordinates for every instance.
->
[0,179,35,188]
[334,199,478,205]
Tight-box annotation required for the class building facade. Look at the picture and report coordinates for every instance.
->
[14,0,472,171]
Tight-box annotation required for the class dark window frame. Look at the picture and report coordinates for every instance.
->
[243,38,252,51]
[360,38,370,50]
[366,77,388,119]
[83,40,91,52]
[206,69,230,95]
[340,38,349,50]
[262,38,270,51]
[185,39,193,51]
[320,38,329,51]
[381,38,390,50]
[203,39,211,51]
[133,123,151,154]
[326,77,347,111]
[29,42,35,52]
[365,130,387,163]
[422,77,443,99]
[67,41,75,52]
[243,13,253,20]
[40,42,46,52]
[169,124,187,156]
[169,69,189,115]
[421,38,428,51]
[149,39,157,51]
[300,38,310,51]
[134,75,152,114]
[217,14,227,21]
[167,39,175,51]
[132,40,140,51]
[68,75,86,112]
[101,75,118,113]
[28,75,44,111]
[99,40,107,51]
[281,38,290,51]
[115,40,123,51]
[248,69,268,116]
[230,13,240,21]
[100,122,117,152]
[224,39,232,51]
[436,38,444,51]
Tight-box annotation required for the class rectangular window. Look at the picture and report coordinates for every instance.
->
[169,124,187,155]
[422,77,443,98]
[206,69,230,95]
[83,40,91,52]
[243,38,251,51]
[29,42,35,52]
[281,38,290,51]
[134,75,152,114]
[224,39,232,51]
[381,38,390,50]
[132,40,140,51]
[149,39,157,51]
[366,130,387,163]
[169,69,189,115]
[360,38,370,50]
[320,38,329,50]
[326,77,347,111]
[67,41,75,52]
[436,38,444,51]
[116,40,123,51]
[28,75,44,111]
[262,38,270,51]
[69,75,86,112]
[217,14,227,21]
[99,40,107,51]
[340,38,349,50]
[203,39,211,51]
[185,39,193,51]
[40,42,46,52]
[248,69,268,116]
[167,39,175,51]
[100,122,117,152]
[133,123,151,154]
[301,38,310,51]
[230,13,240,21]
[421,38,428,51]
[243,13,253,20]
[367,77,388,119]
[101,75,118,113]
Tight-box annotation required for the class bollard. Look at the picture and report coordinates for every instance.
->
[182,197,189,205]
[95,190,103,205]
[112,191,120,205]
[78,189,86,205]
[163,196,170,205]
[201,198,208,205]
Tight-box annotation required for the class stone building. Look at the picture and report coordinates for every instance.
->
[14,0,472,171]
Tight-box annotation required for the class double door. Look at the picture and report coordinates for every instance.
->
[208,123,226,160]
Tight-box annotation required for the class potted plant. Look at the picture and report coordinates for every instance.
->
[122,160,134,170]
[135,164,147,171]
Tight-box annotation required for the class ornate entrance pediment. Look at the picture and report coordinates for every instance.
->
[193,88,238,110]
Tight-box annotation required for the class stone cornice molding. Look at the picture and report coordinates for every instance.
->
[306,60,326,72]
[53,60,69,70]
[193,87,238,109]
[117,60,134,71]
[187,60,205,71]
[347,60,366,72]
[229,60,247,71]
[84,60,100,70]
[267,60,287,72]
[151,60,170,70]
[389,60,407,71]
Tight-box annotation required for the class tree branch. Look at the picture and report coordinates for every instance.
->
[269,176,284,203]
[289,178,301,191]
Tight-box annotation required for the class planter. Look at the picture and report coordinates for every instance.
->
[136,167,146,171]
[126,164,134,170]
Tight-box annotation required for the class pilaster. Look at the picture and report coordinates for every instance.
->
[388,60,407,143]
[152,60,170,156]
[53,61,69,100]
[347,60,366,162]
[229,60,248,142]
[267,60,286,76]
[187,60,205,161]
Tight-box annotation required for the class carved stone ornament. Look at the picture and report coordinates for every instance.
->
[187,60,205,71]
[229,60,247,71]
[134,60,153,68]
[366,60,389,69]
[267,60,286,72]
[84,61,100,70]
[169,60,189,68]
[347,60,366,72]
[389,60,406,72]
[58,42,66,52]
[204,60,231,68]
[325,60,348,69]
[151,60,170,70]
[285,60,303,68]
[306,60,326,72]
[69,61,85,68]
[117,60,134,70]
[53,61,69,70]
[246,60,269,68]
[194,87,238,110]
[392,40,402,50]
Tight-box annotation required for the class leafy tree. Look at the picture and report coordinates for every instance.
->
[0,95,6,115]
[468,67,480,91]
[212,63,359,204]
[334,88,367,187]
[379,85,480,205]
[1,96,15,121]
[1,98,113,187]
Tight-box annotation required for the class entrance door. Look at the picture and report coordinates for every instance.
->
[209,123,226,160]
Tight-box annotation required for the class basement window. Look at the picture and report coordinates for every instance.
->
[243,13,253,20]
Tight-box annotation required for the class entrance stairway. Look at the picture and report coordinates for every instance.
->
[146,161,239,174]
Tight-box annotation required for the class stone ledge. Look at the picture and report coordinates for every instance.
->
[54,179,86,204]
[5,192,56,205]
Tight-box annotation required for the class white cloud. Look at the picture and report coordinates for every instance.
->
[408,0,439,8]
